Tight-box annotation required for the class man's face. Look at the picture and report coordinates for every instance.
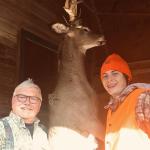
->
[12,87,42,123]
[101,70,127,98]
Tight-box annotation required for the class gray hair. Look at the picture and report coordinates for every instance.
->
[13,78,42,100]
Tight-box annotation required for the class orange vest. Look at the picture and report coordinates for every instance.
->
[105,88,150,150]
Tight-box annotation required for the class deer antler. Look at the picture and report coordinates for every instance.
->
[64,0,83,22]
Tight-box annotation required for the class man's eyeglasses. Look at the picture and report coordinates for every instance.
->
[14,94,41,104]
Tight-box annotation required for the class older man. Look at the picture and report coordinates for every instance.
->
[0,79,50,150]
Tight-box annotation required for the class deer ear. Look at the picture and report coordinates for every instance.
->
[52,23,69,34]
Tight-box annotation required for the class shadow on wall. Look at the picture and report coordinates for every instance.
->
[18,29,58,126]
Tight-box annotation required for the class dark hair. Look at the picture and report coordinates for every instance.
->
[123,73,131,84]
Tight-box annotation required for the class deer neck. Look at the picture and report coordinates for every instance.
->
[58,38,88,82]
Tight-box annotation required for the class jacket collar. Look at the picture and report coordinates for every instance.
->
[104,83,150,111]
[9,111,40,128]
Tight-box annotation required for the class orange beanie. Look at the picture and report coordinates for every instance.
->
[100,53,132,82]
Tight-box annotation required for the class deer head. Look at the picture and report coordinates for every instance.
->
[51,0,105,54]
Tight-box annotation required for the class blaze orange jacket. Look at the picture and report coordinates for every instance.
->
[105,88,150,150]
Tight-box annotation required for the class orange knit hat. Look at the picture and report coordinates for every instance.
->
[100,53,132,82]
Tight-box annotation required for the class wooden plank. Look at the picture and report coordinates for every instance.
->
[0,0,59,46]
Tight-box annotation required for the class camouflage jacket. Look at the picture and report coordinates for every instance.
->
[0,112,50,150]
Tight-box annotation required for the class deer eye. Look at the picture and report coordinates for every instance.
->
[83,27,90,32]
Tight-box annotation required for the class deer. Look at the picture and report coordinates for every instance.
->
[48,0,105,149]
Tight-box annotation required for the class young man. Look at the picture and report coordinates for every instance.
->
[100,53,150,150]
[0,79,50,150]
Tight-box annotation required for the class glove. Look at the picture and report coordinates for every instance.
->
[135,90,150,138]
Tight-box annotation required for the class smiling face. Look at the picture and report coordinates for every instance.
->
[12,87,42,123]
[101,70,127,98]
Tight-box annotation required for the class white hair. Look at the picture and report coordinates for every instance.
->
[13,78,42,100]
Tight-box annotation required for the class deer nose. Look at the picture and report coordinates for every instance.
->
[100,40,106,46]
[98,36,106,45]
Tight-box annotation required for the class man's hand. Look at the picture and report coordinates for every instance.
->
[135,90,150,138]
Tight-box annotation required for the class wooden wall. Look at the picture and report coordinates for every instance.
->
[0,0,58,117]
